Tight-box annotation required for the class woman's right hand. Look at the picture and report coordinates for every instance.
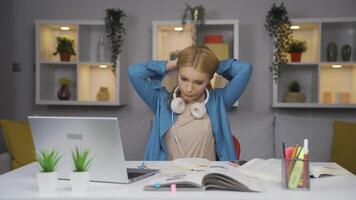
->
[166,59,178,72]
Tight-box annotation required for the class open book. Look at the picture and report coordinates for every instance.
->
[236,158,351,182]
[144,160,262,192]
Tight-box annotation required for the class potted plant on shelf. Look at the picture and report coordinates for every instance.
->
[181,2,206,45]
[287,39,307,62]
[52,37,76,62]
[265,3,293,80]
[36,149,61,193]
[105,9,126,70]
[283,80,306,103]
[57,77,72,100]
[70,146,93,192]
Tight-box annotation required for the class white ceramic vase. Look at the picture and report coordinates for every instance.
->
[37,172,57,193]
[70,171,90,192]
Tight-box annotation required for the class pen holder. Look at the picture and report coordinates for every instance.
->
[281,158,310,190]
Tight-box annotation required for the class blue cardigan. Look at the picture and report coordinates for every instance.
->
[128,59,252,161]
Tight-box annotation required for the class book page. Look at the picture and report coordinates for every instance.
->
[202,162,263,192]
[144,171,206,191]
[236,158,281,182]
[310,162,351,178]
[172,157,210,170]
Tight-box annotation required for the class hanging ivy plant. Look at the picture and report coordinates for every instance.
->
[265,3,293,80]
[181,2,206,45]
[105,9,126,69]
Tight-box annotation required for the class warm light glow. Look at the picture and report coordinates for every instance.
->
[332,65,342,68]
[60,26,70,31]
[290,25,300,30]
[174,27,183,31]
[99,65,108,68]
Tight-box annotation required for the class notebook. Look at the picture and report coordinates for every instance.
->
[28,116,158,183]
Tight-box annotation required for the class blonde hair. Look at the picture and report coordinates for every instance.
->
[177,45,219,79]
[168,45,219,102]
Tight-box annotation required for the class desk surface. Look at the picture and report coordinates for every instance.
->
[0,161,355,200]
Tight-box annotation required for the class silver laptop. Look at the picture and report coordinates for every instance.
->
[28,116,158,183]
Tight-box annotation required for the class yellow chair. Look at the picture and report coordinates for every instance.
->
[0,119,36,170]
[331,121,356,175]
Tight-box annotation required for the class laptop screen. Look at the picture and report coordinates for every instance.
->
[28,116,130,183]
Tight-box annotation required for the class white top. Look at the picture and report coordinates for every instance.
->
[0,161,356,200]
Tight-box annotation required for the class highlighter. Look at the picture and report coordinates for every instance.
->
[303,139,309,188]
[288,147,304,189]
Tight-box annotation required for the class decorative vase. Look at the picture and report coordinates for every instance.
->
[341,44,352,61]
[96,87,110,101]
[70,171,90,192]
[37,172,57,193]
[290,52,302,62]
[57,84,71,100]
[282,92,306,103]
[59,53,71,62]
[326,42,337,61]
[97,37,107,62]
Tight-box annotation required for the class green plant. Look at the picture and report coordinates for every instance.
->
[72,147,92,172]
[265,3,293,80]
[52,37,76,56]
[181,2,206,45]
[287,39,307,53]
[288,80,301,92]
[105,9,126,69]
[58,77,72,86]
[36,149,61,172]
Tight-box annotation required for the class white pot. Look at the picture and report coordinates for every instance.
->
[70,171,90,192]
[37,172,57,193]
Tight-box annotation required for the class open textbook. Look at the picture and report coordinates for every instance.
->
[236,158,351,182]
[144,159,263,192]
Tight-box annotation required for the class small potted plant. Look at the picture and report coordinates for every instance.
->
[287,39,307,62]
[36,149,61,193]
[283,80,306,102]
[70,146,92,192]
[52,36,76,62]
[57,77,72,100]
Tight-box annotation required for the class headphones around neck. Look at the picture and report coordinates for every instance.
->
[170,86,209,119]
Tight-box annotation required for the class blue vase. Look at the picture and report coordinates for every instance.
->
[341,44,352,61]
[326,42,337,61]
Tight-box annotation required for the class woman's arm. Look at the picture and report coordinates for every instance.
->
[127,60,177,112]
[216,59,253,109]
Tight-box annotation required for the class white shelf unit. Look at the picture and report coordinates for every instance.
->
[35,20,126,106]
[273,17,356,108]
[152,19,239,106]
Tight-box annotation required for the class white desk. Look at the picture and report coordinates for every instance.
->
[0,161,355,200]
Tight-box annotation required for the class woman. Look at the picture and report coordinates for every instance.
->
[128,45,252,161]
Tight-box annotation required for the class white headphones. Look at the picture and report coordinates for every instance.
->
[170,86,209,119]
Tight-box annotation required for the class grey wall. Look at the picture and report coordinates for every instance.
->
[0,0,14,153]
[1,0,356,160]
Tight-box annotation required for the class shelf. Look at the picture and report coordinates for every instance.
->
[321,21,356,62]
[288,22,320,63]
[319,64,356,104]
[277,64,319,103]
[273,102,356,108]
[273,17,356,108]
[35,20,126,106]
[152,20,239,106]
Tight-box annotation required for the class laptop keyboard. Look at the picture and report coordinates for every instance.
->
[128,171,147,179]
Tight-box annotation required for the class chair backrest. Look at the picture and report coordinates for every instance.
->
[232,135,241,160]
